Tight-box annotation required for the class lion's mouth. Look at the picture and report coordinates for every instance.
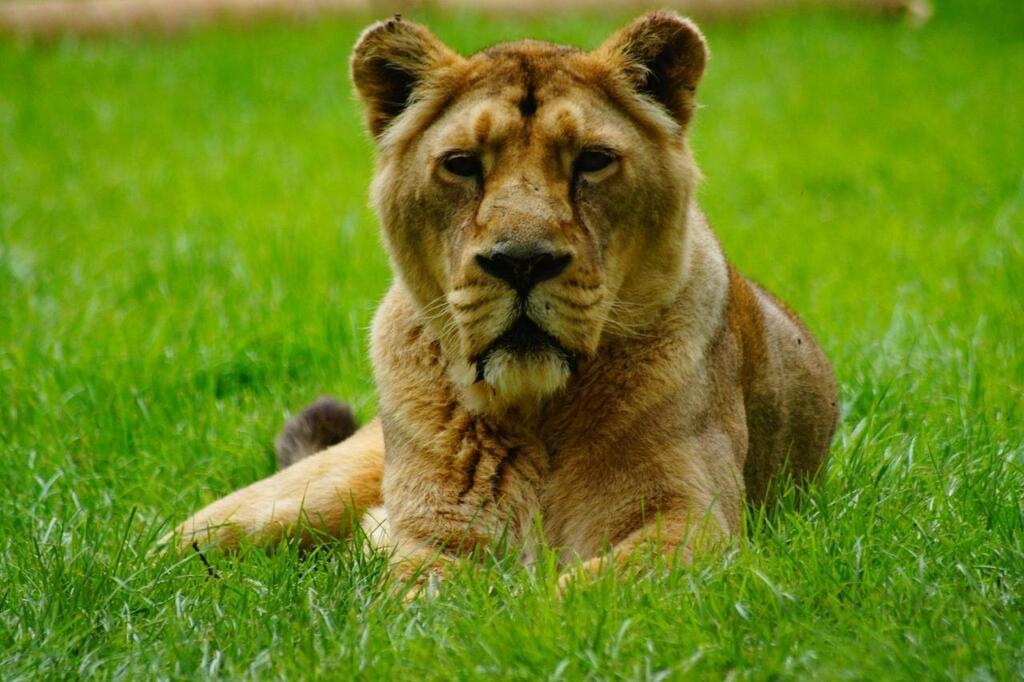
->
[473,315,578,382]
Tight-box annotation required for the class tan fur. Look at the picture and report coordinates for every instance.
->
[171,12,838,588]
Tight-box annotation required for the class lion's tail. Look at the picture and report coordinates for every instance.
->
[275,397,359,469]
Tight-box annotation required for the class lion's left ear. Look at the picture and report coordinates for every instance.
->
[596,11,708,127]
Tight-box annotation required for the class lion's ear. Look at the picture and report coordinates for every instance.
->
[350,16,458,140]
[596,11,708,127]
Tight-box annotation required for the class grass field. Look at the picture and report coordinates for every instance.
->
[2,1,1023,678]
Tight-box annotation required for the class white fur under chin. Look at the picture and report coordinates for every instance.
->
[482,348,570,403]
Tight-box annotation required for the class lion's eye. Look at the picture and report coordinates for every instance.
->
[442,153,483,179]
[574,149,616,175]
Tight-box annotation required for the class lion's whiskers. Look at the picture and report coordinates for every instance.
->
[418,293,453,325]
[548,295,657,341]
[433,283,660,364]
[600,298,663,339]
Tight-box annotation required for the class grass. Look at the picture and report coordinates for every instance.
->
[1,1,1023,678]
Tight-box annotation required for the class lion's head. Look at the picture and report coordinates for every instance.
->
[352,12,708,409]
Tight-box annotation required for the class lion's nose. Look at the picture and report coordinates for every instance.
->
[475,242,572,293]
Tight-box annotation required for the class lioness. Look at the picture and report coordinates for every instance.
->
[172,11,838,586]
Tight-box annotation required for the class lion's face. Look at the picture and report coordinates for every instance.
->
[353,13,707,408]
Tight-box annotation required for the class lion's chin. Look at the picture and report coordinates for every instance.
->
[478,347,572,403]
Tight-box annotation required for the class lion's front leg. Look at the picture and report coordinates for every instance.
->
[169,420,384,551]
[360,505,455,600]
[362,449,540,600]
[556,445,742,592]
[376,422,547,597]
[556,503,731,593]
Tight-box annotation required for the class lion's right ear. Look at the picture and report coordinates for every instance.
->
[350,17,459,140]
[596,11,708,128]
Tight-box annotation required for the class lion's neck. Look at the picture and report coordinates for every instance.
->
[669,203,731,356]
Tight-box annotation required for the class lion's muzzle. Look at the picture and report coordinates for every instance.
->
[466,239,581,400]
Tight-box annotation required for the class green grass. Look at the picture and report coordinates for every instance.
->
[2,2,1023,678]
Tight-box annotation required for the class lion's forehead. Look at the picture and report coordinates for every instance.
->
[429,54,633,154]
[470,39,588,89]
[440,95,586,149]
